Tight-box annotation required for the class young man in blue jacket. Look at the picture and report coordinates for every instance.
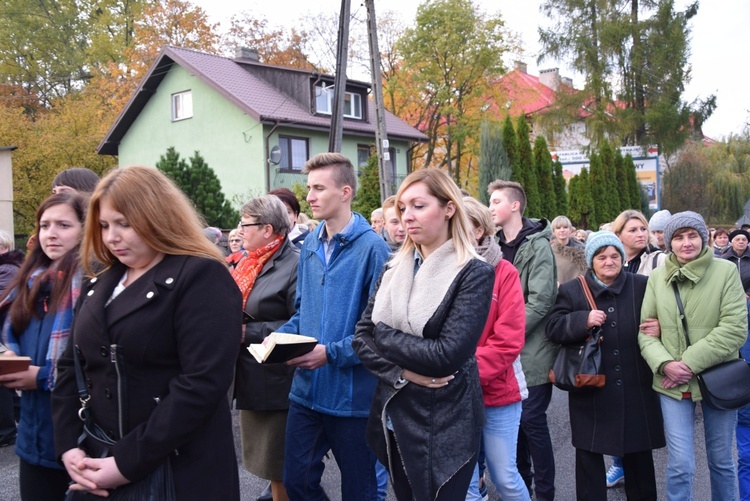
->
[278,152,390,501]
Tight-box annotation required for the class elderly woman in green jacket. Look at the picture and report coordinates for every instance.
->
[638,211,747,501]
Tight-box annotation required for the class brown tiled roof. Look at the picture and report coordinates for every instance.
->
[98,46,426,155]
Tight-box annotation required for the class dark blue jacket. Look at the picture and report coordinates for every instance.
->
[277,213,390,417]
[5,285,63,470]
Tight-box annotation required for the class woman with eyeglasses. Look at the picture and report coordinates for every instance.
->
[233,195,299,501]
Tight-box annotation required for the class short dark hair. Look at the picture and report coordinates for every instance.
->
[487,179,527,215]
[303,153,358,199]
[269,187,301,216]
[52,167,100,193]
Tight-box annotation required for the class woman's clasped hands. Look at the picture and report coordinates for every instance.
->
[61,448,130,497]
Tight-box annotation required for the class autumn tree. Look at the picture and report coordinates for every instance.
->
[516,117,540,218]
[156,148,238,229]
[222,12,317,70]
[396,0,509,185]
[478,121,511,205]
[533,136,556,218]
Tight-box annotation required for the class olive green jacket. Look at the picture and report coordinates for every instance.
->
[513,219,559,387]
[638,247,748,401]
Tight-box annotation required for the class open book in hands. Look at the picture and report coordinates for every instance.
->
[0,356,31,375]
[248,333,318,364]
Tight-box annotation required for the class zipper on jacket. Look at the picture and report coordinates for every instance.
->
[110,344,125,439]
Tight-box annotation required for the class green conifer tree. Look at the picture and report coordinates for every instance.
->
[516,116,540,218]
[502,115,521,183]
[156,147,239,229]
[624,154,643,215]
[613,149,630,210]
[599,140,620,221]
[352,154,382,218]
[533,136,556,218]
[588,152,608,227]
[553,160,568,215]
[478,120,511,205]
[569,168,595,229]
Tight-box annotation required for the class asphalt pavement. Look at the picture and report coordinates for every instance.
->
[0,387,716,500]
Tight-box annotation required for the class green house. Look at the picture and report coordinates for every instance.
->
[97,46,427,203]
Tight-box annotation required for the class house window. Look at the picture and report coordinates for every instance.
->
[314,83,363,119]
[279,136,309,171]
[357,145,372,169]
[171,91,193,121]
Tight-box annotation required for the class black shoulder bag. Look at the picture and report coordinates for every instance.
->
[549,275,606,392]
[66,327,176,500]
[672,281,750,410]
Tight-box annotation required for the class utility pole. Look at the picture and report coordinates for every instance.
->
[328,0,350,153]
[365,0,392,201]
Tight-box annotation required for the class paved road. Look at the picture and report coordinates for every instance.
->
[0,387,717,500]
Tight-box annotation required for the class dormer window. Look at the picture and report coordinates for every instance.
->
[315,83,363,119]
[172,91,193,121]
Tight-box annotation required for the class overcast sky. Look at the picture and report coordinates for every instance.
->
[192,0,749,140]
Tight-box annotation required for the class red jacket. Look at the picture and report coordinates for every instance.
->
[476,259,527,407]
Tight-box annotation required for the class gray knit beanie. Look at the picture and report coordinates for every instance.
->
[585,231,625,269]
[648,210,672,232]
[663,211,709,253]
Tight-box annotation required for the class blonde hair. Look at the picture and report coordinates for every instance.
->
[82,166,225,274]
[463,197,494,240]
[551,215,573,230]
[612,209,649,236]
[391,169,480,267]
[382,195,397,212]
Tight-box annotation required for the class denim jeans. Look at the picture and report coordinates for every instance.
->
[517,383,555,500]
[660,394,738,501]
[467,402,530,501]
[284,402,378,501]
[737,412,750,501]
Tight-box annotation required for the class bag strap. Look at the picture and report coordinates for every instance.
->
[577,275,597,311]
[671,281,691,347]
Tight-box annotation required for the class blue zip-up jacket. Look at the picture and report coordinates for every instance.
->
[277,213,390,417]
[4,287,64,470]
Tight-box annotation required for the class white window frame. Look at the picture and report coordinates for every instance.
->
[315,83,363,119]
[171,90,193,121]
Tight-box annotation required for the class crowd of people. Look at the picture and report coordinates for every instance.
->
[0,155,748,501]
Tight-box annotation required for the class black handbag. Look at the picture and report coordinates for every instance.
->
[66,327,176,500]
[672,282,750,410]
[549,275,606,392]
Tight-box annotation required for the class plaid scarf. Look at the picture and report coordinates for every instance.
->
[0,266,81,390]
[232,235,283,309]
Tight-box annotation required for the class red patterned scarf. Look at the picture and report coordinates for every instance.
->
[232,235,283,308]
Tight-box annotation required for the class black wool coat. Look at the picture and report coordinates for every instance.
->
[52,255,242,501]
[546,271,665,456]
[235,238,299,410]
[353,259,494,501]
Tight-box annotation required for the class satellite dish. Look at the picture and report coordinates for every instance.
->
[269,145,282,165]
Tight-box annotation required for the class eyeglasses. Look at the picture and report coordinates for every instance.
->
[239,222,264,229]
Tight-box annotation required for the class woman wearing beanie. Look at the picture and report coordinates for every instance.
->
[639,211,747,501]
[546,231,664,500]
[648,210,671,251]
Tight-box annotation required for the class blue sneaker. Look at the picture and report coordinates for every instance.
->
[606,464,625,487]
